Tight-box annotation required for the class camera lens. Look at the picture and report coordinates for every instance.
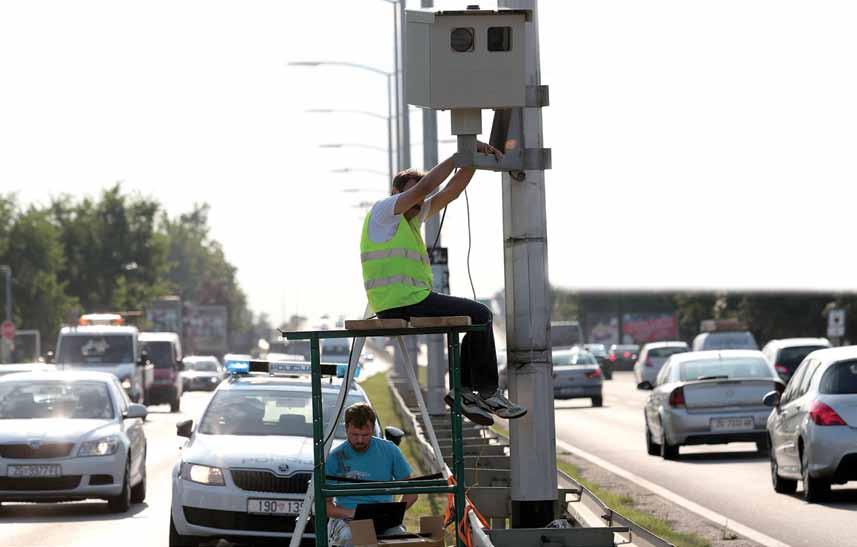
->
[451,27,475,52]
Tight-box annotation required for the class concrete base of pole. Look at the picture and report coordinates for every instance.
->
[511,500,555,528]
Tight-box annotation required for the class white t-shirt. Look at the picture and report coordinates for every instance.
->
[367,194,433,244]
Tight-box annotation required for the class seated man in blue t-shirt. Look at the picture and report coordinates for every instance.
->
[325,403,417,547]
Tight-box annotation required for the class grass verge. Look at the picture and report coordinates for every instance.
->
[361,372,447,532]
[491,424,711,547]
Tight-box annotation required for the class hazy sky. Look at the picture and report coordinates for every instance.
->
[2,1,856,325]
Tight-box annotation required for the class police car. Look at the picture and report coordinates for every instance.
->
[169,358,399,546]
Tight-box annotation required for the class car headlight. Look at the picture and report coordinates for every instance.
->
[209,377,218,382]
[182,463,225,486]
[78,435,121,457]
[121,378,132,391]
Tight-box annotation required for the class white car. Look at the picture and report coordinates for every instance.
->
[0,370,148,512]
[169,360,394,547]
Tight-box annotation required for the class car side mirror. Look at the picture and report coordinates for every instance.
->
[384,426,405,446]
[177,419,194,438]
[762,391,781,408]
[125,404,148,419]
[637,381,653,390]
[137,350,149,367]
[176,359,184,371]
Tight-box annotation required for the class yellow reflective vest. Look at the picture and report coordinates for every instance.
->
[360,211,433,313]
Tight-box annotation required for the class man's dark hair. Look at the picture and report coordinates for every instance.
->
[344,403,377,429]
[392,168,425,194]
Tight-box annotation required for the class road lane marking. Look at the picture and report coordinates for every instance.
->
[554,437,793,547]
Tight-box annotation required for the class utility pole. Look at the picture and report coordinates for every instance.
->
[497,0,558,528]
[421,0,446,414]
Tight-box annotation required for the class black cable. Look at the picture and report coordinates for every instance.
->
[429,205,448,254]
[464,188,476,300]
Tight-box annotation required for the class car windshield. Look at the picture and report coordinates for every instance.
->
[777,346,827,369]
[57,334,134,365]
[819,360,857,395]
[650,347,687,358]
[702,332,757,350]
[141,340,176,368]
[0,381,114,419]
[198,389,364,437]
[554,351,597,366]
[186,360,219,372]
[679,358,773,381]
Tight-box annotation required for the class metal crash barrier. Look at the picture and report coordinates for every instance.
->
[389,375,677,547]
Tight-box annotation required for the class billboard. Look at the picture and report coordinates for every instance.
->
[146,297,182,334]
[186,305,228,354]
[587,312,678,345]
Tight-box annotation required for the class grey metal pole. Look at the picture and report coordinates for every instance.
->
[497,0,558,528]
[391,1,402,171]
[398,0,411,170]
[421,0,445,415]
[387,73,394,183]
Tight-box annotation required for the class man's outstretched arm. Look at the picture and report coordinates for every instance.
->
[424,142,503,219]
[393,156,456,215]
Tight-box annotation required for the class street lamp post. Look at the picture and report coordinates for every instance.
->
[289,62,396,183]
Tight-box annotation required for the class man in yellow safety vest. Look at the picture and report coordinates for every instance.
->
[359,141,526,426]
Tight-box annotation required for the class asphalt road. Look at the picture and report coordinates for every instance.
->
[553,371,857,547]
[0,391,212,547]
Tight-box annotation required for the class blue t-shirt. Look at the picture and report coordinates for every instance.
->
[325,437,412,509]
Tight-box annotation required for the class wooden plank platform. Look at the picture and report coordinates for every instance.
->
[344,318,407,330]
[409,316,472,328]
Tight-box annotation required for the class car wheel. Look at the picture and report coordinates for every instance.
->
[645,419,660,456]
[107,460,131,513]
[770,446,797,494]
[802,448,830,503]
[130,448,147,504]
[169,515,202,547]
[170,396,181,413]
[660,422,679,460]
[591,396,603,407]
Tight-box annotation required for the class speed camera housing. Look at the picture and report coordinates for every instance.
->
[406,8,529,111]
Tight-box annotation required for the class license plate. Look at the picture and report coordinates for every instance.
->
[710,417,754,432]
[8,464,62,478]
[247,499,303,515]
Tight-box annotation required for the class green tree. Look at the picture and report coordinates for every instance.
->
[51,184,170,312]
[0,197,77,345]
[162,204,254,347]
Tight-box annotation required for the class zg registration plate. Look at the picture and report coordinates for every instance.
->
[710,417,754,432]
[8,464,62,478]
[247,499,303,515]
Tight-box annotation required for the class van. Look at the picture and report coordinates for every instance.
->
[139,332,184,412]
[55,325,153,403]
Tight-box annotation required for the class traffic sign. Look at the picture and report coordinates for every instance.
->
[1,320,15,341]
[828,309,846,338]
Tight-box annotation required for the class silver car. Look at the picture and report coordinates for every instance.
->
[634,341,689,387]
[765,346,857,502]
[0,371,148,512]
[642,350,783,459]
[553,348,603,407]
[181,355,224,392]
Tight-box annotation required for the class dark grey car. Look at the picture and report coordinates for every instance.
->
[553,348,603,407]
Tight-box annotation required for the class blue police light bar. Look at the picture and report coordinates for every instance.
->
[226,358,357,378]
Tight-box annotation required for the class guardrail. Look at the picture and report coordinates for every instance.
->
[388,376,676,547]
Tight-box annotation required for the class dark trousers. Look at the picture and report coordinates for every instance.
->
[377,292,499,393]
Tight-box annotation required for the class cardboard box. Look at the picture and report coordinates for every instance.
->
[351,516,445,547]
